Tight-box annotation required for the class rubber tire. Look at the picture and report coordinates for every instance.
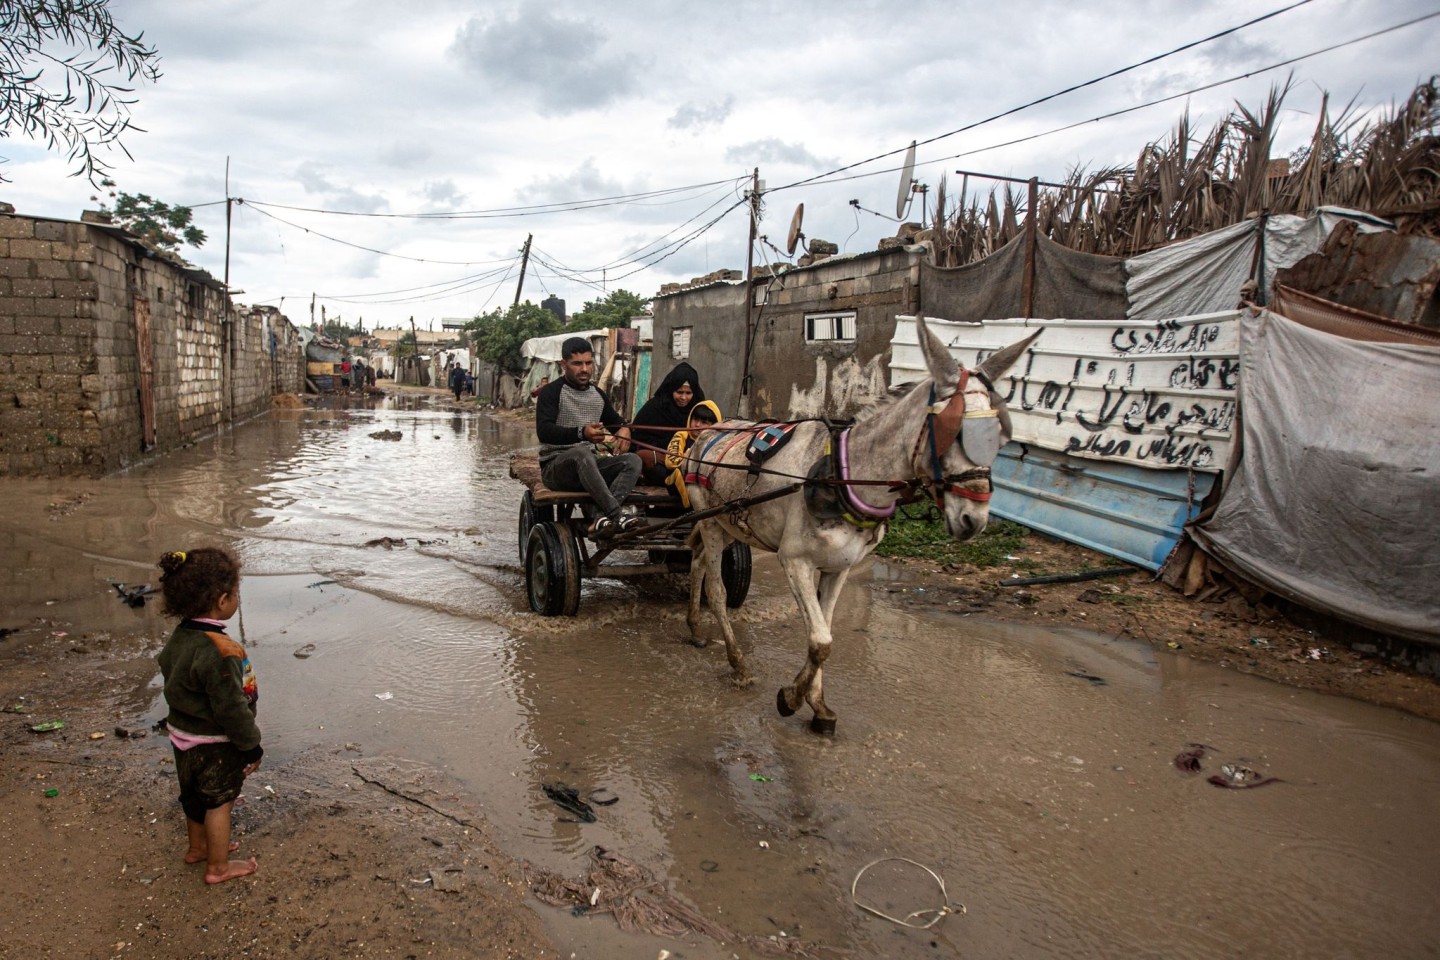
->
[518,490,554,564]
[721,542,752,609]
[526,522,581,617]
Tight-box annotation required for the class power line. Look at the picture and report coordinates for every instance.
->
[239,201,512,265]
[240,177,744,219]
[771,0,1321,195]
[771,9,1440,196]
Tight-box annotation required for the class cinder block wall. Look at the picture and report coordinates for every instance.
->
[1,214,305,477]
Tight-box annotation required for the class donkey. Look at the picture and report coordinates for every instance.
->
[683,317,1041,733]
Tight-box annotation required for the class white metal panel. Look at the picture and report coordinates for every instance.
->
[890,313,1241,472]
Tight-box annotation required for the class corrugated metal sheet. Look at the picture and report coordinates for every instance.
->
[890,313,1240,472]
[991,444,1213,570]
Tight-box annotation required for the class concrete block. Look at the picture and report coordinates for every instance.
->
[10,239,52,259]
[35,259,75,280]
[33,221,68,242]
[33,298,78,318]
[13,315,57,336]
[10,354,53,373]
[0,258,33,278]
[57,316,92,338]
[12,277,54,298]
[0,217,34,239]
[53,279,98,300]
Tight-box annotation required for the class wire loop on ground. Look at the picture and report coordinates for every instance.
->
[851,857,965,929]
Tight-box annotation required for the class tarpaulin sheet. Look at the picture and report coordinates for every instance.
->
[1190,310,1440,645]
[920,234,1128,323]
[1125,208,1392,321]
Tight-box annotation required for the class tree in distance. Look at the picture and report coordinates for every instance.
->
[0,0,161,183]
[466,302,562,375]
[568,289,648,329]
[92,178,205,252]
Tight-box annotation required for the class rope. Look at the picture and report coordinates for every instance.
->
[851,858,965,930]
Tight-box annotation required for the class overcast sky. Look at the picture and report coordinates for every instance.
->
[4,0,1437,330]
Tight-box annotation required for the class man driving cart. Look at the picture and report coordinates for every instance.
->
[534,336,643,539]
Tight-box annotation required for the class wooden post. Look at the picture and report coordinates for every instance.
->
[514,234,533,307]
[739,168,760,417]
[1021,177,1038,320]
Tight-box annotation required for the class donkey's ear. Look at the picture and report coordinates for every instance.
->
[977,328,1043,384]
[917,316,960,388]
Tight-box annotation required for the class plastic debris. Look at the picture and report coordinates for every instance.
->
[749,774,772,782]
[542,783,597,822]
[44,789,59,798]
[30,721,64,733]
[374,692,393,701]
[293,643,317,659]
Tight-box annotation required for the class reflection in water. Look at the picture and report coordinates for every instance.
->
[3,395,1439,959]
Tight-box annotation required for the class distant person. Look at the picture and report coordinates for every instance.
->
[155,547,261,885]
[463,370,475,397]
[529,375,550,402]
[631,362,709,485]
[448,363,466,402]
[340,358,352,390]
[365,363,376,387]
[351,359,365,393]
[535,338,641,538]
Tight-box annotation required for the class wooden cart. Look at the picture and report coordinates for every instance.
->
[509,454,752,616]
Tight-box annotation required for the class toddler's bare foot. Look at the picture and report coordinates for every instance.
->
[185,840,239,864]
[205,856,258,884]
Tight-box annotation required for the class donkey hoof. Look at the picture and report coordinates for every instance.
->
[776,688,797,717]
[808,715,837,736]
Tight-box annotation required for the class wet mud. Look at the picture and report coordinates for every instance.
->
[3,391,1439,959]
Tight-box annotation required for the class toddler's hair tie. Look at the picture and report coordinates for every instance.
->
[170,550,187,564]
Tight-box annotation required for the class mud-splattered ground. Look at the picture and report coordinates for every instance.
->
[3,390,1439,960]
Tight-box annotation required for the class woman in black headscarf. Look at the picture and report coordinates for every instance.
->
[631,362,709,485]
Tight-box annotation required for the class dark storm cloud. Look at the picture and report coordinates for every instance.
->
[294,161,388,213]
[724,138,835,169]
[668,96,735,130]
[449,6,643,115]
[378,142,434,170]
[422,180,465,208]
[515,158,635,204]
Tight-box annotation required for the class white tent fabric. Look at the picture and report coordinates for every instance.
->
[520,328,610,362]
[1190,311,1440,645]
[1125,208,1393,321]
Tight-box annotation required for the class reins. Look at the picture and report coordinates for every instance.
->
[612,369,997,513]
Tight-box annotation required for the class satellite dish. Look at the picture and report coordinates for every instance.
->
[895,140,917,219]
[786,203,805,255]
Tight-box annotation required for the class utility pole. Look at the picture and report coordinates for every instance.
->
[513,233,533,307]
[739,168,761,418]
[223,157,233,294]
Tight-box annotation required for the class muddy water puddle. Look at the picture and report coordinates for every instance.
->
[3,395,1439,959]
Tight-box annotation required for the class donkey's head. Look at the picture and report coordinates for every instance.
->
[913,316,1041,541]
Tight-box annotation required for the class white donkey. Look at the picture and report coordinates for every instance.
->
[683,317,1041,733]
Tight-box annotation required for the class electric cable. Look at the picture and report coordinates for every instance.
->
[771,0,1321,194]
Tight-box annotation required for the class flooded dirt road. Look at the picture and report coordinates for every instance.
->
[4,394,1439,959]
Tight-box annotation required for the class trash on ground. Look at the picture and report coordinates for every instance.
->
[542,782,597,822]
[374,691,394,701]
[749,774,772,782]
[1065,671,1108,686]
[364,537,407,549]
[87,731,105,740]
[110,582,154,608]
[368,429,403,441]
[1173,743,1212,772]
[114,725,147,739]
[1209,763,1282,789]
[293,643,317,659]
[586,788,619,806]
[44,789,59,797]
[31,721,64,733]
[306,580,338,589]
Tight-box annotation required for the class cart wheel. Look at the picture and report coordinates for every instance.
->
[518,490,554,564]
[526,522,581,616]
[722,542,752,608]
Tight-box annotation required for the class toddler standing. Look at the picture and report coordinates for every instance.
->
[156,547,262,884]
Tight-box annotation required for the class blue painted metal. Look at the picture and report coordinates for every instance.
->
[990,443,1214,571]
